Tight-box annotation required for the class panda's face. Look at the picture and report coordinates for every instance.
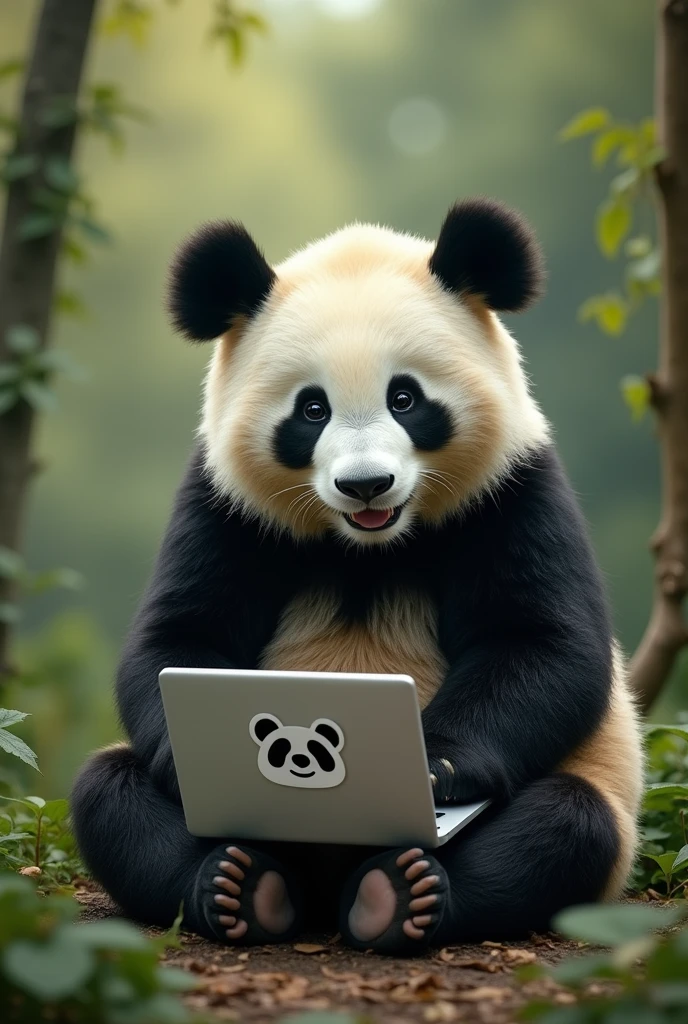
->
[249,713,346,789]
[174,203,549,545]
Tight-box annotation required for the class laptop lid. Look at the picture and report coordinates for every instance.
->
[159,667,443,847]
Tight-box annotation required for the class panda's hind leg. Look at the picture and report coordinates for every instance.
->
[433,772,621,942]
[71,744,304,945]
[339,772,621,953]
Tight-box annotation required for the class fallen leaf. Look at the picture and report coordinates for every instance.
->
[480,940,505,949]
[437,948,455,962]
[451,958,501,973]
[223,964,246,974]
[455,986,510,1003]
[237,951,250,961]
[294,943,328,954]
[19,866,41,877]
[504,948,537,965]
[424,1000,457,1021]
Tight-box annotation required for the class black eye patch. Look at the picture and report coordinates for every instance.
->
[307,739,335,772]
[273,385,330,469]
[387,374,453,451]
[267,737,291,768]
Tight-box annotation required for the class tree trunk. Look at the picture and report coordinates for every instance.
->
[0,0,97,679]
[629,0,688,713]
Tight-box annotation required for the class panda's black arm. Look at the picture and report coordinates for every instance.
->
[422,447,613,803]
[115,446,286,797]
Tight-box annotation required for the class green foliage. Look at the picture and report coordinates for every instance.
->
[0,711,38,772]
[0,537,83,628]
[633,721,688,898]
[0,795,84,891]
[0,322,85,418]
[209,0,268,67]
[102,0,154,48]
[0,875,196,1022]
[519,902,688,1023]
[560,108,663,422]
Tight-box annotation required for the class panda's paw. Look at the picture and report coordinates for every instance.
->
[340,847,449,954]
[195,844,301,945]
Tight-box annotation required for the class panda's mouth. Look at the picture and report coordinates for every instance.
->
[290,769,315,778]
[345,505,404,531]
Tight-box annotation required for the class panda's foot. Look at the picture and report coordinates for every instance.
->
[195,844,302,945]
[339,847,449,954]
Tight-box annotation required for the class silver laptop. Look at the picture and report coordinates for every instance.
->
[159,668,489,848]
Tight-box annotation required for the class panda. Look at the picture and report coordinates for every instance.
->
[250,714,347,789]
[71,198,644,953]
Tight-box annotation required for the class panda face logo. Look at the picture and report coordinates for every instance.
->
[249,714,346,789]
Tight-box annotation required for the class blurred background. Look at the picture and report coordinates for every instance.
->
[0,0,671,796]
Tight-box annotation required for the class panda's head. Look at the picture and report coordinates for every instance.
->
[249,713,346,789]
[168,199,549,546]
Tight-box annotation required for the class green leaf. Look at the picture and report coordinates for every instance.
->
[53,290,88,321]
[641,145,668,169]
[611,167,640,197]
[0,709,28,728]
[0,545,23,578]
[2,929,94,1000]
[18,211,60,241]
[0,363,21,385]
[645,851,680,876]
[25,796,45,809]
[72,215,112,244]
[5,323,39,354]
[35,348,87,379]
[596,198,632,258]
[73,919,150,950]
[626,235,652,258]
[20,380,58,412]
[0,602,21,624]
[554,903,684,945]
[673,845,688,871]
[42,799,69,823]
[26,567,85,596]
[0,390,19,415]
[550,952,613,985]
[0,59,23,81]
[645,783,688,808]
[43,156,79,194]
[646,724,688,741]
[559,107,610,141]
[621,375,651,422]
[579,293,628,336]
[592,125,636,167]
[156,964,199,992]
[0,727,39,770]
[0,831,32,843]
[643,827,672,842]
[1,153,39,182]
[38,96,78,129]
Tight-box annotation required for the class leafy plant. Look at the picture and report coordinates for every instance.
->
[0,795,85,892]
[634,720,688,898]
[519,902,688,1023]
[0,874,196,1023]
[0,711,38,772]
[560,108,663,422]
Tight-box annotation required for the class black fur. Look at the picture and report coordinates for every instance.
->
[168,221,275,341]
[273,386,330,469]
[429,198,544,312]
[71,442,617,942]
[387,374,453,451]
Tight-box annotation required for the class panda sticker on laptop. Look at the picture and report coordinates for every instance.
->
[249,713,346,789]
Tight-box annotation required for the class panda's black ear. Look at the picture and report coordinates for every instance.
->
[167,221,276,341]
[250,713,282,744]
[428,198,544,312]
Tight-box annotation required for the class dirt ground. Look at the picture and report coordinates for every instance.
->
[76,888,584,1024]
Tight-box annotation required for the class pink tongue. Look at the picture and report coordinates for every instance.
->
[352,508,393,529]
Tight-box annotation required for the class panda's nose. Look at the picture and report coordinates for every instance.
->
[335,475,394,504]
[292,754,310,768]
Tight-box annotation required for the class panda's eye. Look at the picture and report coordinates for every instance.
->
[391,390,414,413]
[303,400,328,422]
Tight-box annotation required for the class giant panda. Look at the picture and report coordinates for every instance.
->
[71,198,644,953]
